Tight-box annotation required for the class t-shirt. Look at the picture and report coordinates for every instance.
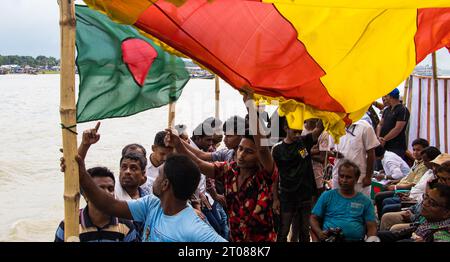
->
[212,148,235,162]
[272,133,317,201]
[380,104,410,151]
[312,189,376,241]
[330,120,380,186]
[127,195,226,242]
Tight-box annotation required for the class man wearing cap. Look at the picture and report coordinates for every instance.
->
[376,88,410,160]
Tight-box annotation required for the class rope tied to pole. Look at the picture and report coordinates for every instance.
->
[60,123,78,135]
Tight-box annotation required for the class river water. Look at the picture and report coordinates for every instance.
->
[0,74,250,241]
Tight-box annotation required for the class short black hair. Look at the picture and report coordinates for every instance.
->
[412,138,429,148]
[87,166,115,184]
[375,146,386,158]
[433,183,450,210]
[437,161,450,175]
[420,146,441,161]
[164,154,200,201]
[154,131,168,147]
[223,115,246,135]
[121,143,146,157]
[338,160,361,179]
[120,152,147,171]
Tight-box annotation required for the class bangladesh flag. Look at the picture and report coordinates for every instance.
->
[75,5,189,123]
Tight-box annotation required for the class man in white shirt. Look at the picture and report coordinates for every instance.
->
[330,119,380,196]
[373,146,411,185]
[141,131,174,195]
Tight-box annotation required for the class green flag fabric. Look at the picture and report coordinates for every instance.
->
[75,5,189,123]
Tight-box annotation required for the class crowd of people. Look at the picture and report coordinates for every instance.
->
[55,88,450,242]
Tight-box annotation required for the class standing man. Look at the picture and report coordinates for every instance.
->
[165,91,278,242]
[330,119,380,196]
[141,131,173,195]
[377,88,410,160]
[271,117,323,242]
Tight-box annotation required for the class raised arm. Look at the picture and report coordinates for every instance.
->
[182,139,213,161]
[76,155,132,220]
[78,121,101,160]
[311,120,324,143]
[242,89,274,174]
[165,129,216,178]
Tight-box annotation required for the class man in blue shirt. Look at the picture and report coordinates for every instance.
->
[310,160,378,242]
[74,122,226,242]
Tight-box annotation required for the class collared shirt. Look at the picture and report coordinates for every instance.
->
[380,103,410,151]
[214,161,278,242]
[415,218,450,242]
[140,155,160,195]
[381,151,411,180]
[398,160,428,185]
[330,120,380,186]
[409,169,434,201]
[54,206,139,242]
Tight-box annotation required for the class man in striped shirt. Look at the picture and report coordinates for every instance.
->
[55,166,139,242]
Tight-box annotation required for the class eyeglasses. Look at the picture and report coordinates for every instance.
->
[422,193,447,209]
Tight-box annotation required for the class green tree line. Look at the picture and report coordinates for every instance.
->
[0,55,60,67]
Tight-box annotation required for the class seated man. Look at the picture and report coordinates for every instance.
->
[373,146,411,184]
[73,123,226,242]
[380,161,450,231]
[378,183,450,242]
[310,160,378,242]
[55,166,139,242]
[377,148,443,218]
[374,141,434,218]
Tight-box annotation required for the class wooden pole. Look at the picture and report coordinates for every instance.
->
[59,0,79,242]
[215,75,220,119]
[444,80,448,153]
[426,78,431,142]
[168,56,176,128]
[432,52,441,149]
[417,78,422,139]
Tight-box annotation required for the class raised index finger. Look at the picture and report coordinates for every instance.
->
[94,121,101,132]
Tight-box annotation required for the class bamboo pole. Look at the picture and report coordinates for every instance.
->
[444,80,448,153]
[417,78,422,139]
[59,0,79,241]
[215,75,220,119]
[432,52,441,149]
[426,78,431,142]
[168,56,176,128]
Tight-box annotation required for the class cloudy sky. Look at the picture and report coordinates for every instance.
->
[0,0,448,69]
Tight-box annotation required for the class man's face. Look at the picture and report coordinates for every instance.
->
[382,96,389,106]
[152,164,168,198]
[284,125,302,141]
[422,154,433,169]
[119,158,146,189]
[412,144,425,161]
[194,136,214,151]
[436,171,450,186]
[304,119,317,131]
[338,166,358,191]
[236,138,259,169]
[151,145,173,166]
[92,176,115,197]
[420,188,450,222]
[224,134,242,150]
